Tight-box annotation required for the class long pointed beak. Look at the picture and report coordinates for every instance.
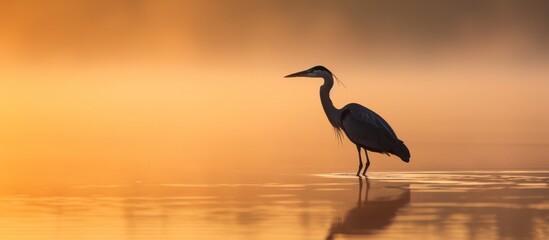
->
[284,70,309,78]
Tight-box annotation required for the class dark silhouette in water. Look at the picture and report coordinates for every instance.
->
[285,66,410,176]
[326,178,410,240]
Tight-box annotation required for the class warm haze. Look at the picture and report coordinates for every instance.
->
[1,1,548,187]
[1,2,548,240]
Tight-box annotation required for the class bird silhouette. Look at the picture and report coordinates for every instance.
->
[285,66,410,175]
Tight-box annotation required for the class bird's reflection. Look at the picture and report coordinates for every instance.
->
[326,178,410,240]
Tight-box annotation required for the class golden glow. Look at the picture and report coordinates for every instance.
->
[0,172,547,239]
[1,2,548,240]
[0,1,548,187]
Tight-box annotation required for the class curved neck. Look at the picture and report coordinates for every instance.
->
[319,73,341,129]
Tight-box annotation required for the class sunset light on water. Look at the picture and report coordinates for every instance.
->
[0,1,548,239]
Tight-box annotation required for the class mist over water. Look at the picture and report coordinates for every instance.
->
[0,172,547,240]
[0,2,548,239]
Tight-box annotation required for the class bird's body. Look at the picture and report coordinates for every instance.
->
[285,66,410,175]
[340,103,409,161]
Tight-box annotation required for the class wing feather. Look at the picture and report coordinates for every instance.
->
[340,103,398,152]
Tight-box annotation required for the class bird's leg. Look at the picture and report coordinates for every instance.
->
[364,177,370,202]
[357,177,363,207]
[356,145,363,176]
[362,151,371,176]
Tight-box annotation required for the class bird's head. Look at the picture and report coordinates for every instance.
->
[284,65,332,78]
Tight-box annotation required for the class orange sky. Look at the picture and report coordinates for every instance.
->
[1,1,548,185]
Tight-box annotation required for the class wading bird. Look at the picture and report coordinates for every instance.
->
[285,66,410,176]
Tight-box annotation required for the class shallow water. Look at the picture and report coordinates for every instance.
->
[0,171,547,240]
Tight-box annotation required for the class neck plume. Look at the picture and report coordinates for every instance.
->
[319,73,341,129]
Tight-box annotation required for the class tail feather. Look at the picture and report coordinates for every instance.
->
[391,140,410,163]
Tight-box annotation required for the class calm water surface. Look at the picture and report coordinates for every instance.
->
[0,171,547,240]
